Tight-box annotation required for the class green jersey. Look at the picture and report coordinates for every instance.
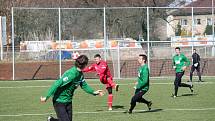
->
[172,53,190,73]
[45,66,95,103]
[136,64,149,92]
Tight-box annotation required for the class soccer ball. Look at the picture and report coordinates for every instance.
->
[72,52,80,60]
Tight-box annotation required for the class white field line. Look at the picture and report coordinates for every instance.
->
[0,76,215,82]
[0,107,215,117]
[0,82,214,89]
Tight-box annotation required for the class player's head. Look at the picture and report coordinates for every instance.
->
[138,54,147,64]
[175,47,180,55]
[94,54,101,64]
[75,55,89,69]
[193,48,196,53]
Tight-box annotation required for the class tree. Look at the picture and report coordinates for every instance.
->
[0,0,174,47]
[204,25,214,35]
[175,23,181,36]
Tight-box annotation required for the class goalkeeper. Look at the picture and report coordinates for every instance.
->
[40,55,103,121]
[82,54,119,111]
[189,49,203,82]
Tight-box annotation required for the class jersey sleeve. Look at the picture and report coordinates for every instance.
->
[45,79,63,101]
[80,78,95,95]
[172,56,175,66]
[183,54,190,67]
[45,72,74,101]
[82,64,96,73]
[198,54,200,61]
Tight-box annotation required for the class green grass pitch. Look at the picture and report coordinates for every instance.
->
[0,77,215,121]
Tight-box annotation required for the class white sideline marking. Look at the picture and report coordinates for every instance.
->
[0,82,214,89]
[0,108,215,117]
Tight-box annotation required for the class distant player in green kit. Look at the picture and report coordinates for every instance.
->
[128,54,152,114]
[172,47,193,98]
[40,55,104,121]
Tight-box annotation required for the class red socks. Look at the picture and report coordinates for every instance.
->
[108,94,113,109]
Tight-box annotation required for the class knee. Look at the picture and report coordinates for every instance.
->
[106,87,112,94]
[174,81,178,86]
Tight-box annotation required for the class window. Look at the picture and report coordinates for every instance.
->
[194,18,201,25]
[180,19,187,26]
[207,18,212,25]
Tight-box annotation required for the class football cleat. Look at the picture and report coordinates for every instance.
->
[147,101,152,111]
[128,109,132,114]
[190,85,194,93]
[115,84,119,92]
[47,116,54,121]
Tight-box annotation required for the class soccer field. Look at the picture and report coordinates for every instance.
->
[0,77,215,121]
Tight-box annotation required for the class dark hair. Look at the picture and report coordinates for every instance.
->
[139,54,147,63]
[175,47,180,50]
[75,55,89,69]
[193,48,196,51]
[94,54,101,58]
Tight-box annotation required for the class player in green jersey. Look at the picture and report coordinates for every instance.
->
[40,55,103,121]
[172,47,193,98]
[128,54,152,114]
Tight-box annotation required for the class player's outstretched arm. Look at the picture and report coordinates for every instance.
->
[93,90,105,96]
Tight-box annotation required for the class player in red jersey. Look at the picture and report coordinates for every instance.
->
[82,54,119,111]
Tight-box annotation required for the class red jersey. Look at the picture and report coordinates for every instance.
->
[83,60,113,81]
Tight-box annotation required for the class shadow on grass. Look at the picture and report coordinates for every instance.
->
[181,93,198,97]
[170,93,198,98]
[96,105,125,111]
[123,109,163,114]
[112,105,125,109]
[135,109,163,113]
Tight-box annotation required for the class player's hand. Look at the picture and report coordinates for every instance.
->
[40,96,46,103]
[182,66,187,71]
[135,82,138,85]
[94,90,104,96]
[133,82,137,89]
[194,63,198,67]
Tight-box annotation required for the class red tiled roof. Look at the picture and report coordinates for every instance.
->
[186,0,213,7]
[171,0,215,16]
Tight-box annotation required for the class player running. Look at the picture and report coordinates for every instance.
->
[82,54,119,111]
[172,47,193,98]
[40,55,104,121]
[128,54,152,114]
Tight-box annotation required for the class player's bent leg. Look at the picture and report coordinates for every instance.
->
[173,72,184,97]
[179,83,193,93]
[128,89,144,113]
[107,77,119,91]
[129,97,137,114]
[174,78,179,97]
[196,66,203,82]
[66,103,72,121]
[189,66,195,82]
[53,102,71,121]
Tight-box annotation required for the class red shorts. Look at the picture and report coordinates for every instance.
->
[100,76,115,88]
